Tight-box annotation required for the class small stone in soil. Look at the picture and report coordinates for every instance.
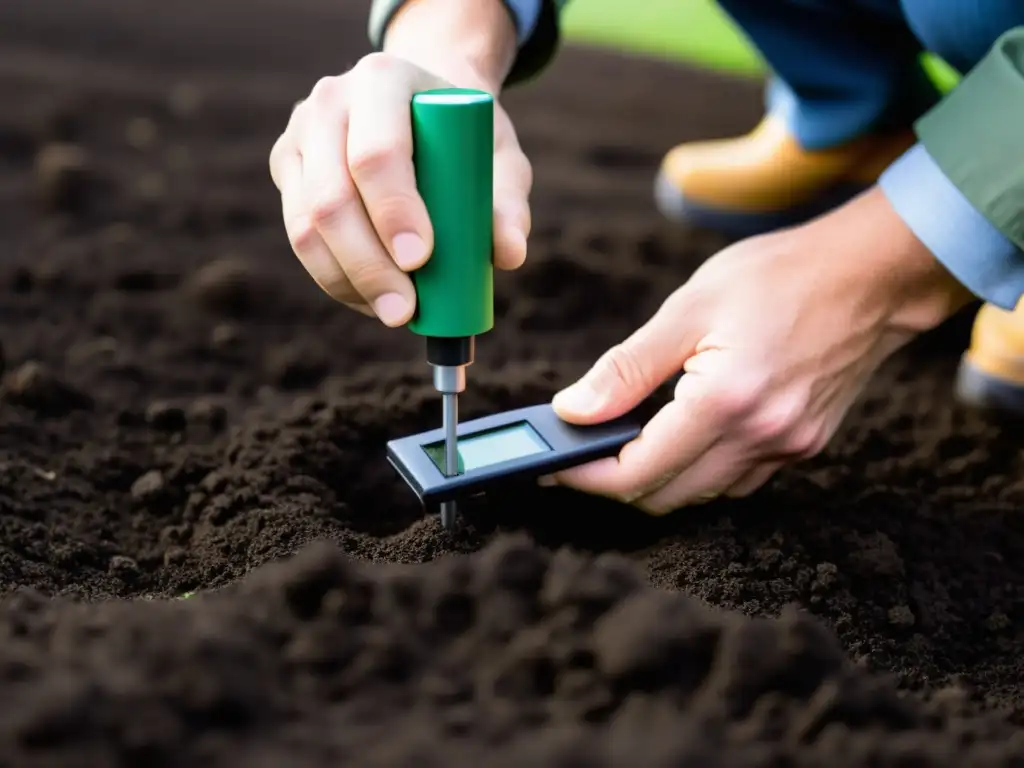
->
[188,398,228,431]
[210,323,240,349]
[2,361,93,415]
[33,142,95,213]
[131,470,166,501]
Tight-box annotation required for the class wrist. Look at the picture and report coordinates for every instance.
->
[819,186,975,334]
[382,0,518,92]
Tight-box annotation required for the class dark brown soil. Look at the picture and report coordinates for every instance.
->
[2,1,1024,764]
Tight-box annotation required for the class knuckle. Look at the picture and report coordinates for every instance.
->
[367,192,421,234]
[785,423,828,459]
[704,376,763,423]
[345,257,395,294]
[746,396,802,446]
[355,51,396,75]
[269,135,285,164]
[347,143,396,181]
[310,75,341,103]
[268,140,285,181]
[286,216,318,252]
[310,190,355,227]
[602,344,655,395]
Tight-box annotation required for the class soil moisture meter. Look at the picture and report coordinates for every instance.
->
[387,404,641,511]
[393,88,640,529]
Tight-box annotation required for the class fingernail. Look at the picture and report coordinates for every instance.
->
[373,292,410,326]
[537,474,557,487]
[552,378,604,417]
[392,233,427,270]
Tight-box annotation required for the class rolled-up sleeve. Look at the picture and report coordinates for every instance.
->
[368,0,568,86]
[880,143,1024,310]
[880,27,1024,311]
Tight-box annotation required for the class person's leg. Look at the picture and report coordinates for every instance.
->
[894,0,1024,412]
[655,0,941,237]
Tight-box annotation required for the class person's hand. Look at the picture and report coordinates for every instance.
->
[268,53,531,326]
[542,186,973,514]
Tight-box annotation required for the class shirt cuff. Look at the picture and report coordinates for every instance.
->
[503,0,545,45]
[369,0,542,49]
[367,0,558,87]
[879,143,1024,311]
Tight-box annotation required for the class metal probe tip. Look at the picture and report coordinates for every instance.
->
[432,362,467,530]
[440,391,459,530]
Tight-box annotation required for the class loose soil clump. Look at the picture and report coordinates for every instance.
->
[1,1,1023,764]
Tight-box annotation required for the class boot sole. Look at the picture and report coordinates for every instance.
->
[954,358,1024,415]
[653,171,870,238]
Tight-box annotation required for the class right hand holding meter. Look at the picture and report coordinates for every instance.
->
[268,53,533,327]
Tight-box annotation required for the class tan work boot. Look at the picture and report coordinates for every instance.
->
[653,114,916,237]
[955,299,1024,414]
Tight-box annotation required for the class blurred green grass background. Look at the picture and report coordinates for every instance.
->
[560,0,958,90]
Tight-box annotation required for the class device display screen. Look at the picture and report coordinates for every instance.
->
[423,421,551,474]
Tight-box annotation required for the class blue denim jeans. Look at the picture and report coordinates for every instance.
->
[716,0,1024,148]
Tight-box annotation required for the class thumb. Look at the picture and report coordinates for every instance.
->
[553,291,701,424]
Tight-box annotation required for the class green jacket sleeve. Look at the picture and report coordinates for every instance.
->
[368,0,569,87]
[915,26,1024,252]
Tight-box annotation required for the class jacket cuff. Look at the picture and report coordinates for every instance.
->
[914,27,1024,253]
[879,143,1024,311]
[367,0,561,87]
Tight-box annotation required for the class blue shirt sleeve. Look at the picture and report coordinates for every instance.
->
[879,142,1024,311]
[502,0,545,45]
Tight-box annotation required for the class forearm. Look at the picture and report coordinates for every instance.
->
[375,0,519,91]
[369,0,567,88]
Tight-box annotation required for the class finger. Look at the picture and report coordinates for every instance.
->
[269,103,303,192]
[269,133,290,192]
[724,461,783,498]
[492,112,532,271]
[493,200,529,271]
[298,101,416,327]
[549,372,724,502]
[633,444,750,515]
[552,288,702,424]
[277,150,368,311]
[346,55,446,272]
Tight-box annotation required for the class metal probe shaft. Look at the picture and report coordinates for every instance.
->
[440,391,458,529]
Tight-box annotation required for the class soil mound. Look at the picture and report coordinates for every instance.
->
[2,536,1021,767]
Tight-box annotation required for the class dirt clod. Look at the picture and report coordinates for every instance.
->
[186,257,264,316]
[145,401,186,431]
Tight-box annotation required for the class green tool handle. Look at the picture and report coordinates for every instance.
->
[408,88,494,339]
